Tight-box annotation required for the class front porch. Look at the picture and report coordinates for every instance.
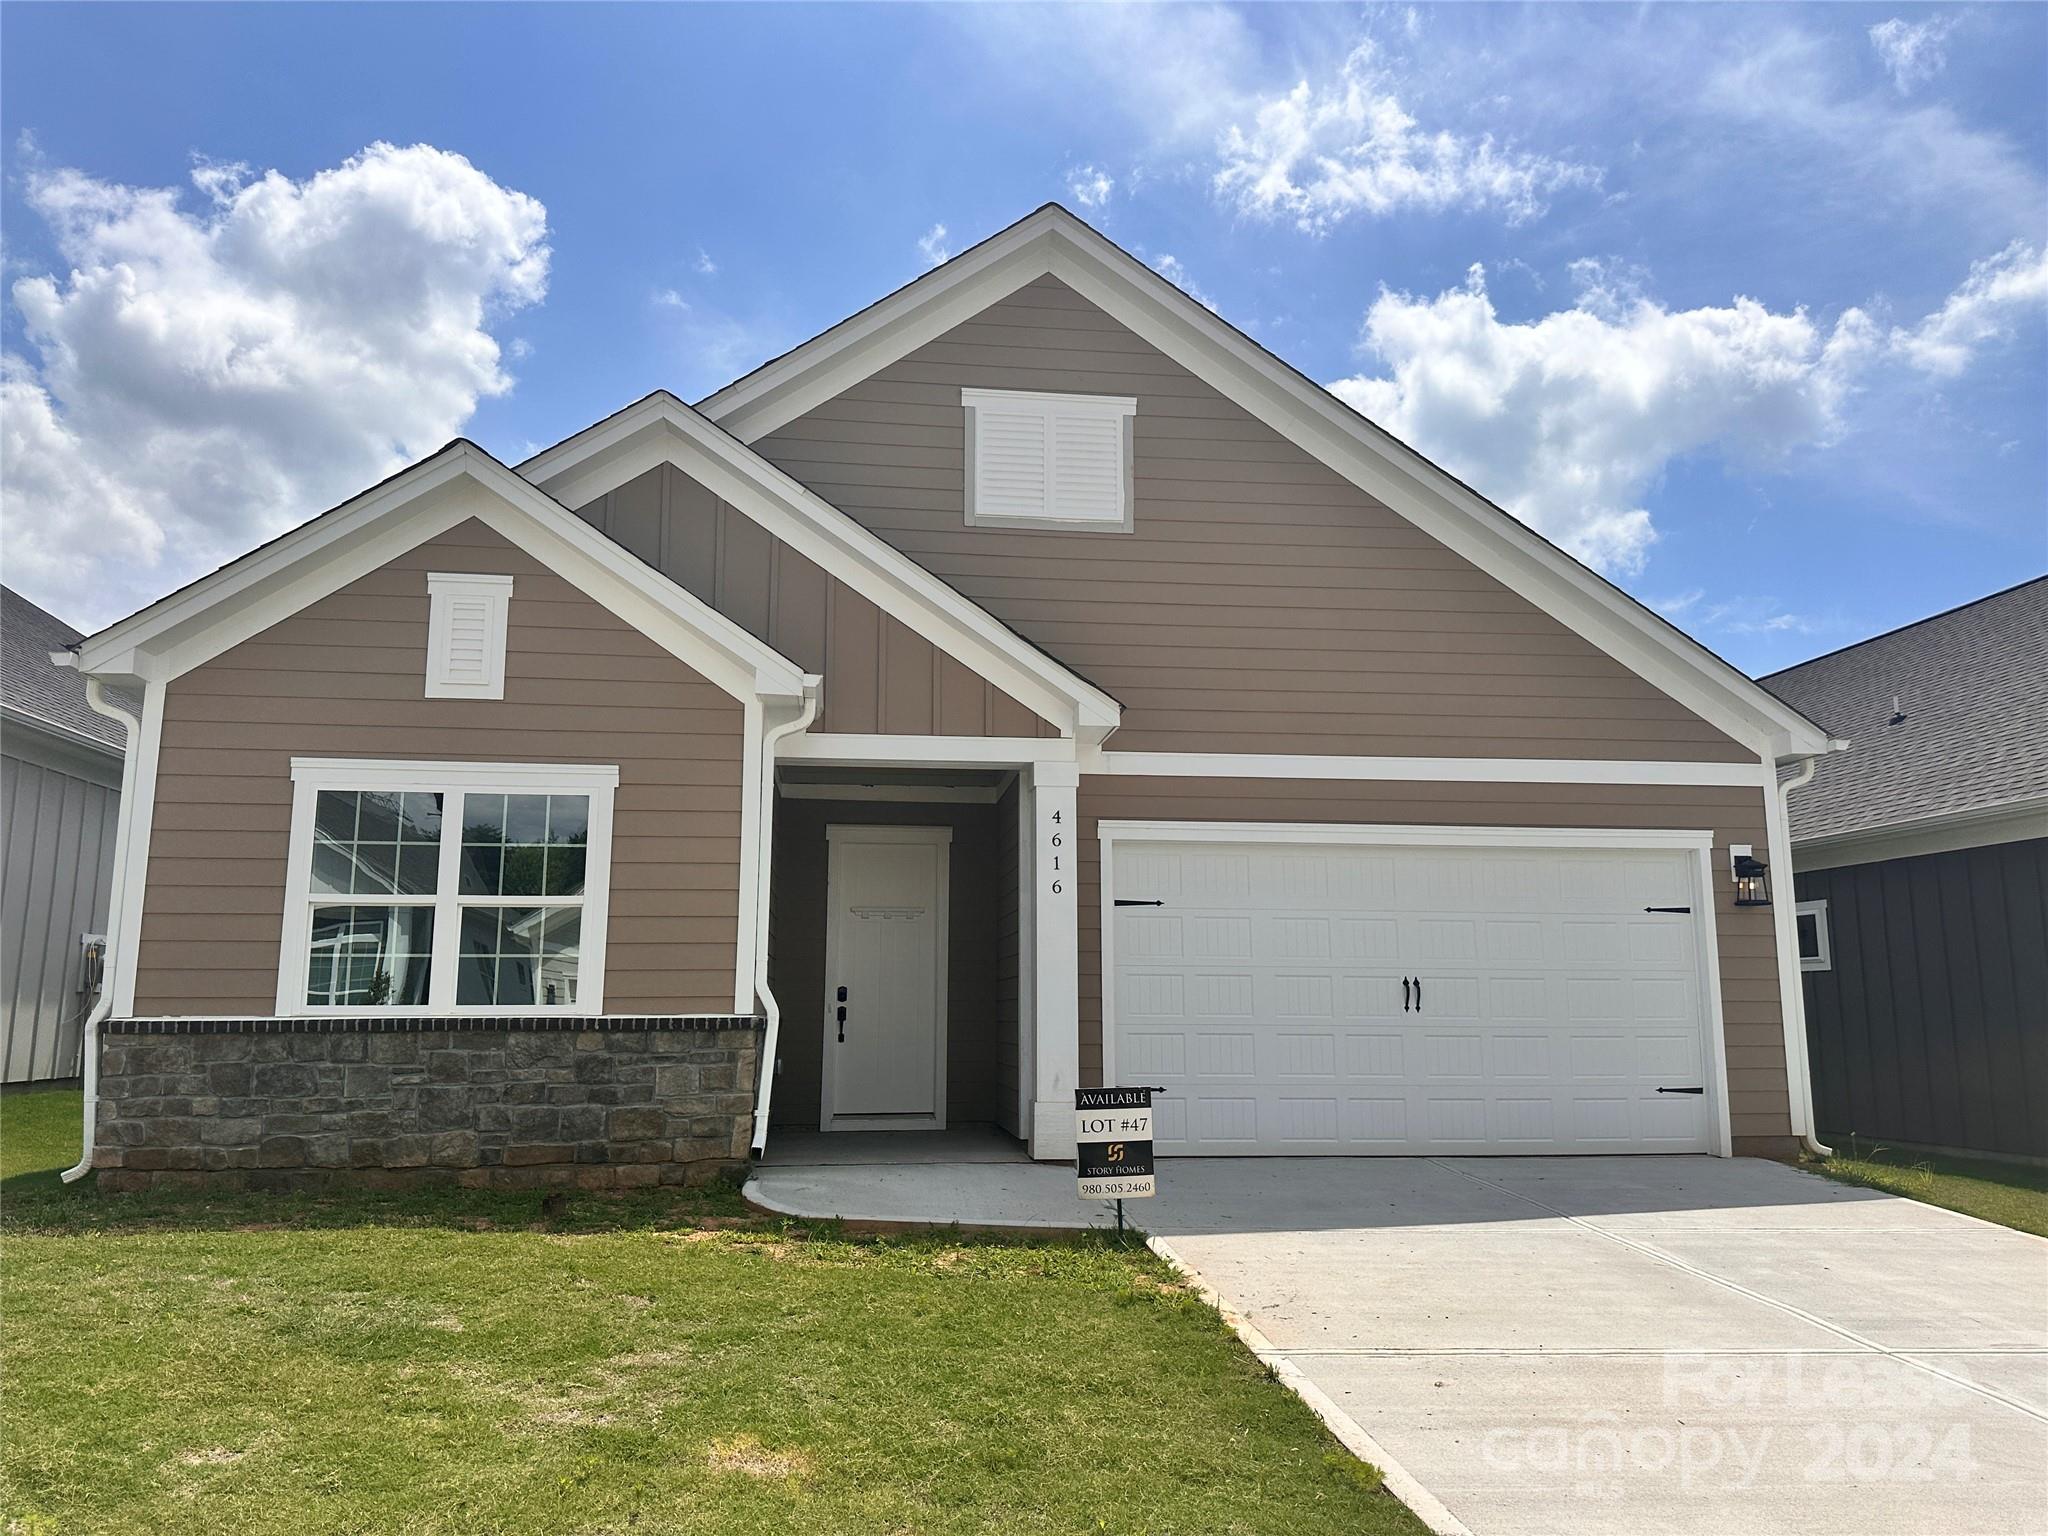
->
[760,751,1082,1161]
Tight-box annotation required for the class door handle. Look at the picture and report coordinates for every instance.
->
[1414,976,1422,1013]
[1402,977,1412,1012]
[835,1003,846,1042]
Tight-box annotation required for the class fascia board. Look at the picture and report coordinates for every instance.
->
[76,444,808,708]
[681,206,1828,759]
[529,402,1120,735]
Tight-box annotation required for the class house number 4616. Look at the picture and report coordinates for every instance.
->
[1048,809,1064,895]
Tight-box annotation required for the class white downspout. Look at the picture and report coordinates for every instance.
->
[748,679,821,1158]
[61,673,143,1183]
[1772,753,1830,1159]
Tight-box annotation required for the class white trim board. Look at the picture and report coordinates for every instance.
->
[73,440,808,708]
[278,758,619,1019]
[780,733,1077,767]
[515,393,1119,738]
[1791,796,2048,872]
[1085,751,1770,787]
[681,205,1832,763]
[1095,819,1716,852]
[1095,818,1733,1159]
[819,823,953,1133]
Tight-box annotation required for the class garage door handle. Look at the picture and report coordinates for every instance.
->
[1644,906,1693,914]
[1414,977,1422,1012]
[1402,977,1411,1012]
[1656,1085,1704,1095]
[1114,899,1165,907]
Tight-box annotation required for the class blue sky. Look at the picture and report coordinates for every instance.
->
[3,3,2043,673]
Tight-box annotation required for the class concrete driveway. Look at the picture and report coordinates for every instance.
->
[1146,1157,2048,1536]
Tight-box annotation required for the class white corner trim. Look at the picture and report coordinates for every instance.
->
[779,733,1079,767]
[424,572,513,699]
[1094,819,1716,852]
[1085,750,1770,787]
[73,442,807,709]
[108,678,166,1018]
[735,697,765,1013]
[680,205,1829,759]
[515,396,1120,735]
[277,758,618,1018]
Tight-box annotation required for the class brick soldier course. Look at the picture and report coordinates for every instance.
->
[91,1017,761,1192]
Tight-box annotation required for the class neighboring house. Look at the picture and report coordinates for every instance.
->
[1763,579,2048,1163]
[2,586,126,1083]
[61,205,1840,1191]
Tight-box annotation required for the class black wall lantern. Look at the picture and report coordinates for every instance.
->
[1730,844,1771,907]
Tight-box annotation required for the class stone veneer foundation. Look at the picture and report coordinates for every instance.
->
[91,1017,761,1193]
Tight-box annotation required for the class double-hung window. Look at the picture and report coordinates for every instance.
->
[282,759,617,1015]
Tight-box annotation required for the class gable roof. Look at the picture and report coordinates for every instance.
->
[71,439,809,706]
[1,585,130,753]
[516,389,1122,736]
[1761,577,2048,843]
[687,203,1836,762]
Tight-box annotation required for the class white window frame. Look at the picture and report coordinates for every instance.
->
[962,388,1136,532]
[1796,898,1832,973]
[425,572,513,699]
[279,758,618,1016]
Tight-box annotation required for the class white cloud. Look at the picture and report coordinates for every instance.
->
[1326,245,2048,577]
[3,142,548,627]
[1066,164,1115,209]
[694,247,718,276]
[1150,254,1217,312]
[1868,15,1958,93]
[1890,241,2048,377]
[917,222,951,266]
[651,287,688,310]
[1214,42,1601,233]
[1327,264,1876,575]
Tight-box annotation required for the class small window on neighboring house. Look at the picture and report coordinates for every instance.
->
[1796,899,1831,972]
[282,760,617,1014]
[426,573,513,698]
[963,388,1136,530]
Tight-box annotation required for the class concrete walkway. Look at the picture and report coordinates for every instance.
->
[747,1153,2048,1536]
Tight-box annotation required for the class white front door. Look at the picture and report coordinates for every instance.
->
[1109,836,1717,1155]
[821,825,951,1129]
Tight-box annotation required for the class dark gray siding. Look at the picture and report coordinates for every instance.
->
[1799,838,2048,1160]
[2,724,122,1082]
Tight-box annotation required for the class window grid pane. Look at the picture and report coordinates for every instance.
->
[301,782,597,1011]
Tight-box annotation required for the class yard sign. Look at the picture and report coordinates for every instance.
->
[1075,1086,1155,1200]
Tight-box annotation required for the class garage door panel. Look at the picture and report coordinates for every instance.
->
[1111,838,1715,1155]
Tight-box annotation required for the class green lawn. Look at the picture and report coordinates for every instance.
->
[1811,1133,2048,1238]
[1,1087,1422,1536]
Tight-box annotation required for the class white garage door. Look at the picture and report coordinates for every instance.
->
[1108,836,1715,1155]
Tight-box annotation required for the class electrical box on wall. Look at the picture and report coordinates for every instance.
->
[79,933,106,996]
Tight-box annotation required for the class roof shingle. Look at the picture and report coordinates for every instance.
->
[1,586,130,753]
[1760,577,2048,843]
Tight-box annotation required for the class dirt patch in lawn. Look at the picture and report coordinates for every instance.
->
[706,1434,811,1480]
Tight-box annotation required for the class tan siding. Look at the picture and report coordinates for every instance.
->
[754,275,1751,762]
[574,462,1054,738]
[133,519,746,1016]
[1074,776,1793,1142]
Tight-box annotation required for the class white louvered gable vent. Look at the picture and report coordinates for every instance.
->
[964,388,1135,529]
[425,573,513,699]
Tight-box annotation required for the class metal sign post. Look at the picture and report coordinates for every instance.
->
[1076,1086,1156,1235]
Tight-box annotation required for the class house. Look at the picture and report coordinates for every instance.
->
[57,204,1841,1191]
[1,586,126,1084]
[1762,579,2048,1163]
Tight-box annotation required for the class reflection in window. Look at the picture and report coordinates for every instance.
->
[457,906,583,1007]
[306,905,434,1005]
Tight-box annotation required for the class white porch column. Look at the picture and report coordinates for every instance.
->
[1027,761,1081,1159]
